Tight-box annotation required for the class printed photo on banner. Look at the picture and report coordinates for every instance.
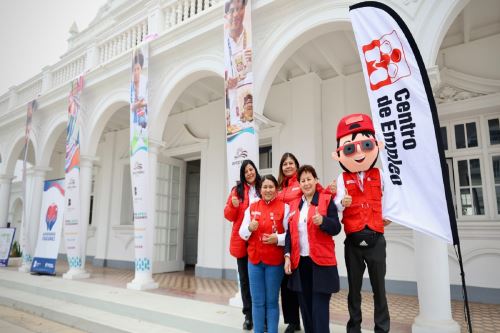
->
[224,0,254,136]
[130,46,149,155]
[32,179,65,275]
[0,228,16,267]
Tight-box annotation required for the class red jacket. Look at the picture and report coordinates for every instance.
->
[278,174,334,204]
[224,184,250,258]
[288,193,338,270]
[342,168,384,235]
[277,174,301,203]
[247,199,286,265]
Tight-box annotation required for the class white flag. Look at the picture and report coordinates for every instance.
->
[350,2,458,244]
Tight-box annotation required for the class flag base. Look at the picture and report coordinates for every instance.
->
[412,316,460,333]
[127,278,158,291]
[63,269,90,280]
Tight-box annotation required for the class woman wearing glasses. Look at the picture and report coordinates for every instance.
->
[239,175,289,333]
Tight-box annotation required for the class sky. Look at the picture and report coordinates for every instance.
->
[0,0,107,95]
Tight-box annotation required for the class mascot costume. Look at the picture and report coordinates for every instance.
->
[332,113,391,333]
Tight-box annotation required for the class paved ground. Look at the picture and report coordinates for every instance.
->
[5,262,499,333]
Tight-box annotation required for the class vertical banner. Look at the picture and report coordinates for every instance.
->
[130,45,152,277]
[64,76,86,271]
[0,228,16,267]
[32,179,65,275]
[349,2,458,244]
[224,0,259,187]
[20,100,37,268]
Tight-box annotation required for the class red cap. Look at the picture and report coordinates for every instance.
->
[336,113,375,140]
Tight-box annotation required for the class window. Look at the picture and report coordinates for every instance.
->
[440,126,448,150]
[121,165,133,225]
[493,156,500,215]
[454,122,478,149]
[259,146,272,170]
[488,118,500,145]
[457,158,484,216]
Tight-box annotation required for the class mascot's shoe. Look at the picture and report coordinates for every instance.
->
[284,323,301,332]
[243,318,253,330]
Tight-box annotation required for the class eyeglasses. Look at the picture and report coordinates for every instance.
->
[336,138,376,156]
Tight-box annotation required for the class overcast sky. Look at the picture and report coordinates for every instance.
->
[0,0,106,95]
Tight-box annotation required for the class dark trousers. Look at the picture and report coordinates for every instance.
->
[345,234,390,333]
[281,274,301,325]
[237,256,252,320]
[297,256,331,333]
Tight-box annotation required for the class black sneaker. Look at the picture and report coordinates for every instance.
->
[243,318,253,330]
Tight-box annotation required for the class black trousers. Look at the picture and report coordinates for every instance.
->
[345,234,390,333]
[281,274,301,325]
[237,256,252,319]
[297,256,331,333]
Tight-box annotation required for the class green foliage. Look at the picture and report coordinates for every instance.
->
[10,241,22,257]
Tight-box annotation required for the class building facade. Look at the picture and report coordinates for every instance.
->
[0,0,499,315]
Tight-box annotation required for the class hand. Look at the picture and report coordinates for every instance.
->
[226,77,238,89]
[284,257,292,275]
[342,188,352,207]
[249,219,259,232]
[328,179,337,194]
[312,207,323,226]
[383,219,392,226]
[262,233,278,244]
[231,196,240,208]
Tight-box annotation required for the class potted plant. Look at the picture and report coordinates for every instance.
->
[8,241,22,267]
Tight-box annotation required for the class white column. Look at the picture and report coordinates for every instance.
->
[412,231,460,333]
[63,155,98,279]
[19,166,50,272]
[0,174,14,227]
[126,140,160,291]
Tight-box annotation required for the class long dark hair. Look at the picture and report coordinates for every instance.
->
[277,152,300,190]
[235,159,261,200]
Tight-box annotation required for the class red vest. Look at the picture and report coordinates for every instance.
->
[342,168,384,235]
[247,199,286,265]
[288,193,337,270]
[278,174,331,203]
[277,174,302,204]
[224,184,250,258]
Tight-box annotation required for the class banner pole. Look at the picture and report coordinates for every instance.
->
[455,242,473,333]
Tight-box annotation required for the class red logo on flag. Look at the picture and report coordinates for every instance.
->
[362,30,410,90]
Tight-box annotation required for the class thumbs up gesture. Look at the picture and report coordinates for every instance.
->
[342,188,352,207]
[249,218,259,232]
[231,196,240,208]
[312,207,323,226]
[328,179,337,194]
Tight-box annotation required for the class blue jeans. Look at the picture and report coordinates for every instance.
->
[248,261,284,333]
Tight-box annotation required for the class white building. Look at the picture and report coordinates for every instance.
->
[0,0,499,329]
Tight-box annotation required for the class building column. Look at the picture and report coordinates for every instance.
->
[127,140,160,290]
[92,132,116,267]
[412,231,460,333]
[63,155,98,279]
[19,166,50,272]
[0,174,14,227]
[290,73,324,178]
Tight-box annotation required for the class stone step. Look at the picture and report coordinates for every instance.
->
[0,269,372,332]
